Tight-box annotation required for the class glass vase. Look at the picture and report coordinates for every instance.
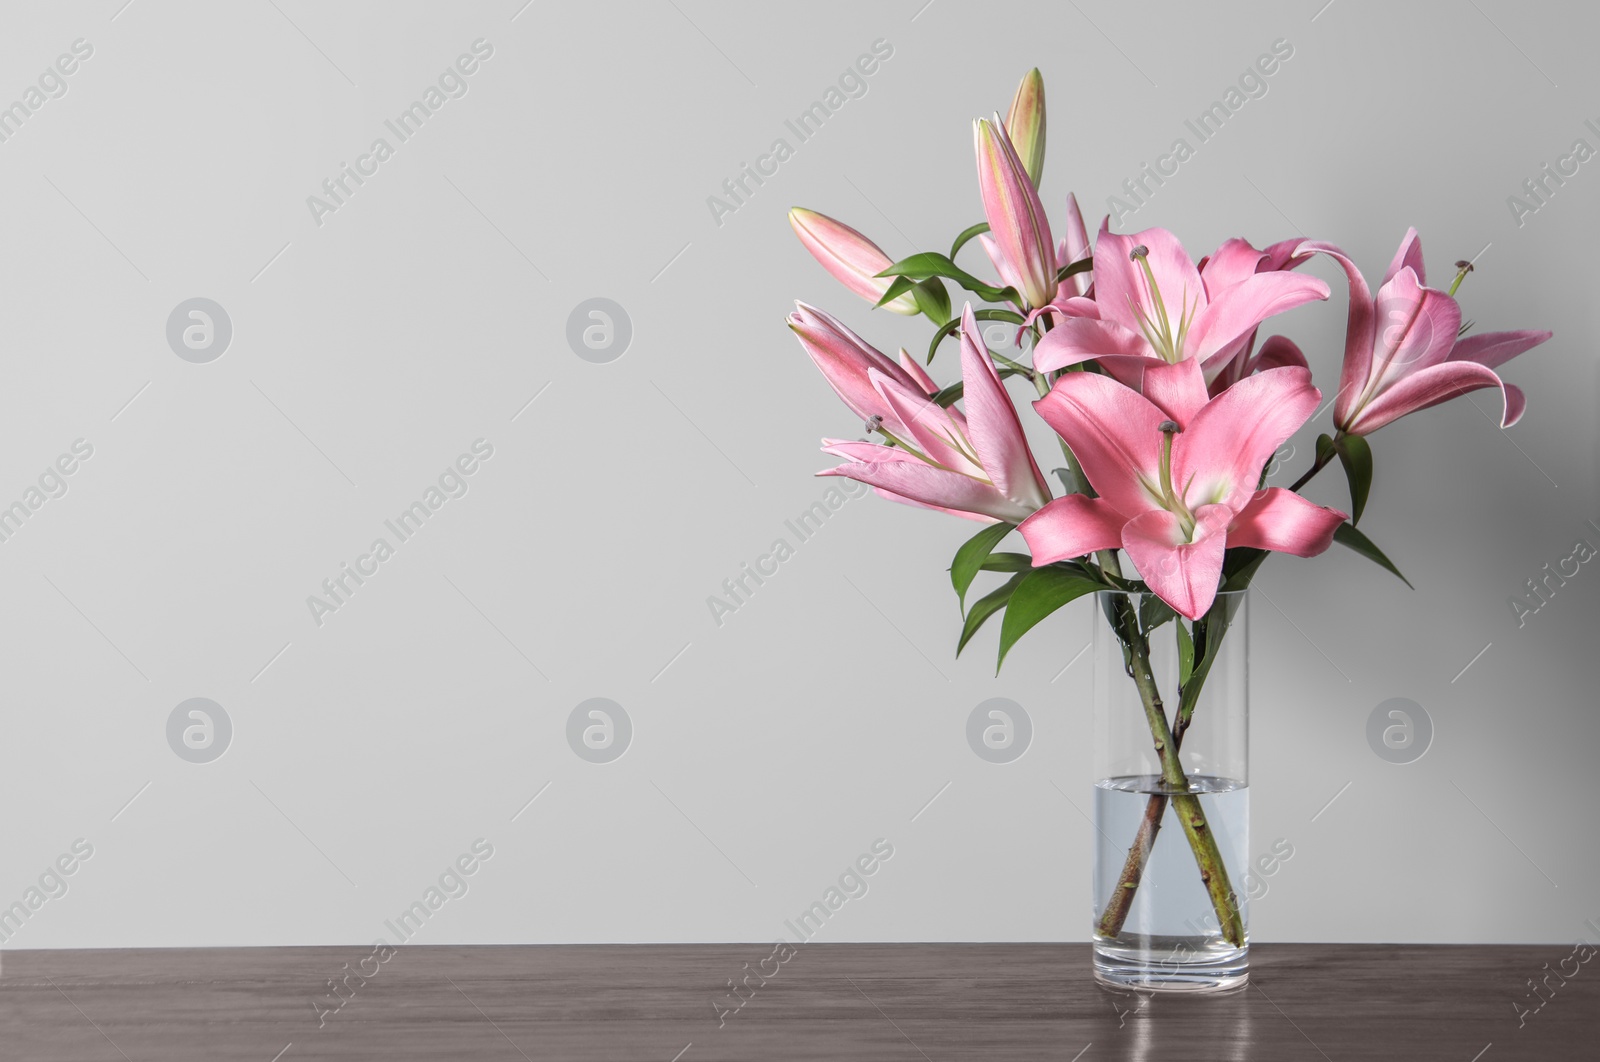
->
[1090,589,1249,993]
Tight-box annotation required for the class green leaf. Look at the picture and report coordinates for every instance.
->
[925,307,1027,364]
[874,274,919,309]
[950,222,991,259]
[981,552,1033,573]
[1177,588,1248,722]
[1220,547,1268,592]
[1334,434,1373,526]
[1176,592,1246,723]
[1177,622,1195,688]
[1052,467,1077,494]
[1138,594,1178,636]
[912,278,951,323]
[1332,522,1413,589]
[1055,256,1093,284]
[997,566,1102,673]
[950,521,1016,611]
[877,252,1015,303]
[957,574,1022,655]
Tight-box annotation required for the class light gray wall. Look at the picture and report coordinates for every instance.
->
[0,0,1594,950]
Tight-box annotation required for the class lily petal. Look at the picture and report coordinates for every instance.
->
[1056,192,1093,299]
[1254,334,1308,371]
[1092,223,1206,340]
[959,304,1052,511]
[1383,227,1425,287]
[1121,505,1233,621]
[1227,488,1345,556]
[818,456,1032,523]
[1019,495,1127,564]
[1199,237,1269,294]
[1139,358,1210,429]
[1297,240,1377,428]
[1448,328,1552,371]
[1345,359,1526,433]
[788,302,922,428]
[1033,371,1166,515]
[1176,365,1320,511]
[898,347,940,395]
[1033,316,1149,372]
[870,369,980,476]
[1186,270,1330,367]
[1365,267,1462,388]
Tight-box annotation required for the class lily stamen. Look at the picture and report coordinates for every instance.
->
[1156,420,1196,538]
[1128,245,1191,364]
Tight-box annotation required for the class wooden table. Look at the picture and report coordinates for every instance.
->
[4,943,1592,1060]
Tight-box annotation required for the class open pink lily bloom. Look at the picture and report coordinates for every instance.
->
[819,305,1052,524]
[1301,230,1551,435]
[788,302,937,439]
[1019,359,1346,620]
[1034,223,1329,386]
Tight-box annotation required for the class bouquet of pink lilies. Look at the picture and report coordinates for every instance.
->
[786,69,1550,953]
[788,66,1548,650]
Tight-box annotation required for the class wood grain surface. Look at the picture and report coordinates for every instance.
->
[3,943,1594,1060]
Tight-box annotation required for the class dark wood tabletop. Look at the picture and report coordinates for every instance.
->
[3,943,1593,1061]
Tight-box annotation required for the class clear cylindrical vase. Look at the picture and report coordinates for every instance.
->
[1090,589,1249,993]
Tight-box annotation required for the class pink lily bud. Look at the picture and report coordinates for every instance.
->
[974,116,1057,310]
[1005,68,1047,187]
[788,208,920,315]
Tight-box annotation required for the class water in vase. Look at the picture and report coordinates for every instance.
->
[1092,774,1249,991]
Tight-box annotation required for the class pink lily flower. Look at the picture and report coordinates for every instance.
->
[1033,224,1329,383]
[1301,229,1551,435]
[974,115,1057,310]
[787,303,936,439]
[1198,237,1314,393]
[819,305,1052,524]
[789,208,920,315]
[1019,358,1346,619]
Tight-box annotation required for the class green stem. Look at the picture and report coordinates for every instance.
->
[1096,606,1237,939]
[1096,598,1245,948]
[989,350,1034,377]
[1287,431,1343,493]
